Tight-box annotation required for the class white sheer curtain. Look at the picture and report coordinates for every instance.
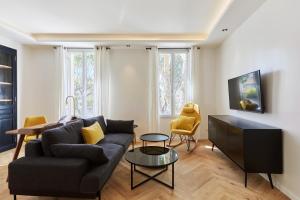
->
[54,46,69,118]
[187,46,201,137]
[95,46,111,118]
[187,46,201,104]
[147,47,160,132]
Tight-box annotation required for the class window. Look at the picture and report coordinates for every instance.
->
[66,49,96,117]
[158,49,189,116]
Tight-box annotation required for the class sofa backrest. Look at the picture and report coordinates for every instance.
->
[42,119,84,156]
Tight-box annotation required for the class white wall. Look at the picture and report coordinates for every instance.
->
[0,43,215,137]
[198,48,217,138]
[1,32,216,141]
[0,35,59,126]
[20,47,151,134]
[109,48,149,136]
[20,45,60,123]
[0,35,23,127]
[215,0,300,199]
[109,47,217,139]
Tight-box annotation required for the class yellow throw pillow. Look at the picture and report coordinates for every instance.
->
[176,116,195,131]
[82,122,104,144]
[182,107,195,113]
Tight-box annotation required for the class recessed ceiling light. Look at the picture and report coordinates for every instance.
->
[222,28,228,32]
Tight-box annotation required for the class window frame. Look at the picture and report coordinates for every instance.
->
[67,48,96,118]
[158,48,189,118]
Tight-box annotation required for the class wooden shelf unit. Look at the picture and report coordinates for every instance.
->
[0,82,12,85]
[0,45,17,153]
[0,64,12,69]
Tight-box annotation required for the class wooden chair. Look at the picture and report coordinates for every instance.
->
[168,103,201,151]
[23,116,47,143]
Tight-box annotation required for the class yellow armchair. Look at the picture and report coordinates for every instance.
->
[169,103,201,151]
[23,116,47,143]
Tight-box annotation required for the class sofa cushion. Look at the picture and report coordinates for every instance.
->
[51,144,108,165]
[25,139,43,157]
[106,119,134,134]
[80,143,123,194]
[83,116,107,134]
[81,122,105,144]
[98,133,133,152]
[9,157,89,194]
[42,119,84,156]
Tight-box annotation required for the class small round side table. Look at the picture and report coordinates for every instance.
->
[140,133,169,148]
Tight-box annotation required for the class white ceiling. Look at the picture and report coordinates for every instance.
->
[0,0,229,33]
[0,0,266,46]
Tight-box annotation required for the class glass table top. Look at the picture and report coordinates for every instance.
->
[140,133,169,142]
[125,146,178,167]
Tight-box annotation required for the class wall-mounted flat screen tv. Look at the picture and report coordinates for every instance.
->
[228,70,264,113]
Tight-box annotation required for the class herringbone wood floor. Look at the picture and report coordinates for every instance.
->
[0,140,290,200]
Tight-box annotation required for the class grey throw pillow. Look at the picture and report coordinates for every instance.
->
[106,120,134,134]
[42,119,84,156]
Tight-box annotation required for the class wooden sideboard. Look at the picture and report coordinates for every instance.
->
[208,115,283,188]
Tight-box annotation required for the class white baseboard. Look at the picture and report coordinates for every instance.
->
[259,174,299,200]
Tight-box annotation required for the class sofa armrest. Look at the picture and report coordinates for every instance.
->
[25,139,43,157]
[8,157,90,194]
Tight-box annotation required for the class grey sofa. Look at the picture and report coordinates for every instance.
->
[8,116,134,200]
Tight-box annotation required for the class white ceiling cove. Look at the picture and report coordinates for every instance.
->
[0,0,266,46]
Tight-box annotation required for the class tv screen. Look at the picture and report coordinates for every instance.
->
[228,70,264,113]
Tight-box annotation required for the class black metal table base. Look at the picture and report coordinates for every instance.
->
[130,163,174,189]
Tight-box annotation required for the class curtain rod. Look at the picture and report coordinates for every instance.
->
[158,47,192,50]
[56,46,197,50]
[64,47,94,50]
[96,46,110,50]
[62,47,111,50]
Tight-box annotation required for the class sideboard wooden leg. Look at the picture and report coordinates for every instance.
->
[244,172,247,187]
[267,173,274,189]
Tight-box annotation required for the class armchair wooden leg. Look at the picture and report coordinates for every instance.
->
[179,135,184,142]
[187,136,191,151]
[168,133,198,152]
[134,132,137,144]
[167,133,184,148]
[186,136,197,152]
[168,133,174,146]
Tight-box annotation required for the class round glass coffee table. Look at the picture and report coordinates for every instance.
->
[140,133,169,148]
[125,146,178,189]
